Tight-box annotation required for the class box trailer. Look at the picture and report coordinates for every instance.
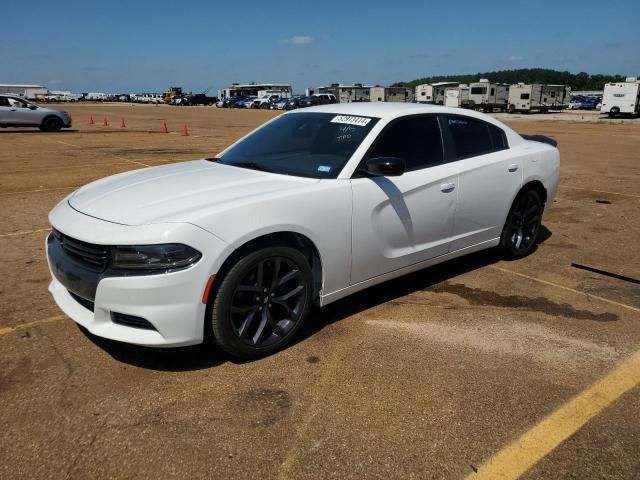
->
[467,79,509,111]
[444,85,469,107]
[508,84,571,113]
[600,77,640,117]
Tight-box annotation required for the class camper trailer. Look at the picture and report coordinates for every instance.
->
[432,82,462,105]
[370,86,413,103]
[467,79,509,111]
[415,84,433,103]
[444,85,469,108]
[508,84,570,113]
[600,77,640,117]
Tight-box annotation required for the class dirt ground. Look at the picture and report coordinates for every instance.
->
[1,103,639,479]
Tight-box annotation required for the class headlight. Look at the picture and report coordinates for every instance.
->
[111,244,201,272]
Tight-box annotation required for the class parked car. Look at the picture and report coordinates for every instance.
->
[297,95,322,108]
[313,93,337,104]
[252,95,282,109]
[46,103,559,358]
[234,96,257,108]
[218,97,241,108]
[569,97,598,110]
[284,96,303,110]
[270,98,289,110]
[0,95,72,131]
[173,94,217,106]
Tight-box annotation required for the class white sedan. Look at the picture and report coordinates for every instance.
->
[46,103,559,358]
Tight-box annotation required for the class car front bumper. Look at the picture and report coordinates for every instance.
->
[46,200,232,347]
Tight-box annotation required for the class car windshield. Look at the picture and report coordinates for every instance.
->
[217,112,379,178]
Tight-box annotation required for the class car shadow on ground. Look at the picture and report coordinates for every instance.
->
[0,129,79,134]
[80,228,551,371]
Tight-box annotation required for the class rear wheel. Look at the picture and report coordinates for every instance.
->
[210,246,313,358]
[500,189,543,259]
[40,116,63,132]
[508,104,516,114]
[608,107,620,118]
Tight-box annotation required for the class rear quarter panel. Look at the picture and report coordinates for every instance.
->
[521,141,560,211]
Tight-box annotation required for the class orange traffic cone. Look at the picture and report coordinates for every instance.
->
[182,124,190,136]
[120,118,126,128]
[89,116,94,125]
[103,116,108,127]
[161,123,169,134]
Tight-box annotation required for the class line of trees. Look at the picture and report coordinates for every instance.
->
[392,69,628,91]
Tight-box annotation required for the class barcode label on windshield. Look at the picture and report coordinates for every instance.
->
[331,115,371,127]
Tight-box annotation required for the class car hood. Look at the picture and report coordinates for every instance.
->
[68,160,319,226]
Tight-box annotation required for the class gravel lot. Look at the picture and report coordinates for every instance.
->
[1,103,638,479]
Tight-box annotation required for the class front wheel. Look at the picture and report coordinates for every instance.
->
[500,189,543,259]
[210,246,313,358]
[40,116,63,132]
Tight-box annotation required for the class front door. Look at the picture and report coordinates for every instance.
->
[350,115,458,284]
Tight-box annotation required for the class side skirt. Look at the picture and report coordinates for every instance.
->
[319,238,500,307]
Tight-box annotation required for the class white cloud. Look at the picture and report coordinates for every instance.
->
[506,55,524,63]
[280,35,313,45]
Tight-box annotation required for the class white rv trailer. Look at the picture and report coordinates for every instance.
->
[415,84,433,103]
[467,79,509,111]
[431,82,462,105]
[444,85,469,108]
[600,77,640,117]
[507,83,571,113]
[219,83,293,99]
[370,86,414,103]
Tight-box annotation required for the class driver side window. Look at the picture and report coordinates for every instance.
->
[368,116,444,171]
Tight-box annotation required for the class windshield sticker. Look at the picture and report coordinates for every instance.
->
[331,115,372,127]
[317,165,332,173]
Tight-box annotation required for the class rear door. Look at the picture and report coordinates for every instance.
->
[350,115,458,283]
[442,114,522,251]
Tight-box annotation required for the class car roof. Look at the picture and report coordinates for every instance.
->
[287,102,472,119]
[286,102,526,145]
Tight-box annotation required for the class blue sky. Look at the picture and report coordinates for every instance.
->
[2,0,638,94]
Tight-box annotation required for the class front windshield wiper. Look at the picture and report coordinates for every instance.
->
[226,161,276,174]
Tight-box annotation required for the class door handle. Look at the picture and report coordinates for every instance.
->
[440,182,455,193]
[508,164,519,172]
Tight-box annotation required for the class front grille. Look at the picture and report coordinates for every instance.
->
[53,229,109,272]
[111,312,156,330]
[69,290,95,312]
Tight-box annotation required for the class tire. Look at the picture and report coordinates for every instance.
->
[508,104,516,114]
[499,189,544,259]
[609,107,620,118]
[210,245,313,358]
[40,116,63,132]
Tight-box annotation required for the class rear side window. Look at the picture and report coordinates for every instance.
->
[488,124,508,150]
[445,116,507,159]
[369,116,444,171]
[0,97,10,107]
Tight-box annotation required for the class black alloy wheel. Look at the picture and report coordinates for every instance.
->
[210,246,313,358]
[41,116,63,132]
[500,189,543,258]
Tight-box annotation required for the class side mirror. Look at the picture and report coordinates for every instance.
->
[361,156,405,177]
[29,104,37,110]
